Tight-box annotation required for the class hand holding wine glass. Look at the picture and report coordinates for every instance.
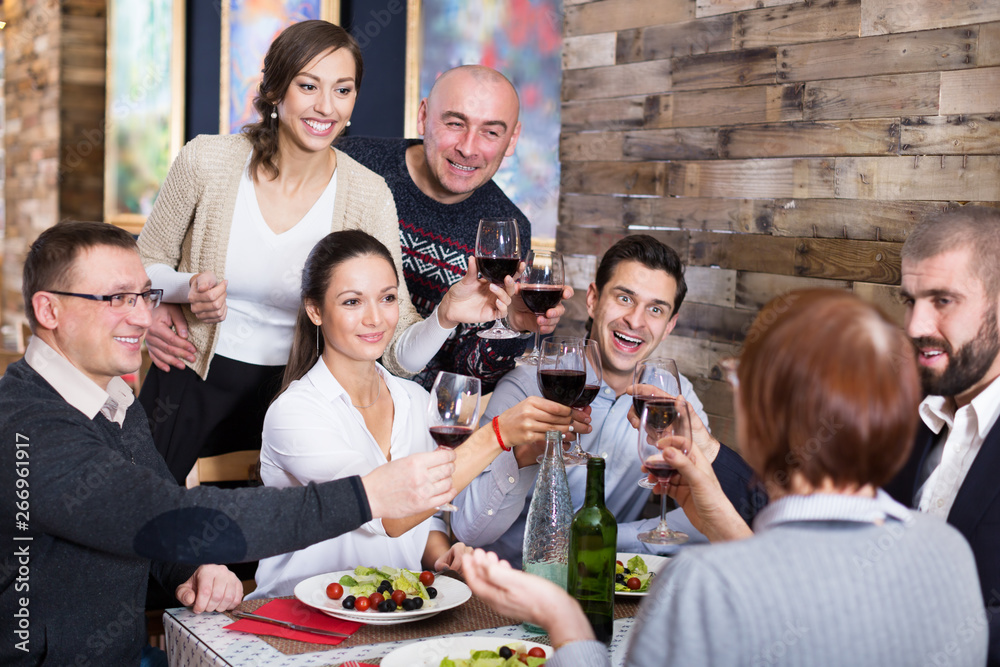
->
[535,339,587,465]
[427,371,482,511]
[637,398,691,545]
[559,339,601,465]
[632,357,682,488]
[475,218,522,339]
[518,249,565,365]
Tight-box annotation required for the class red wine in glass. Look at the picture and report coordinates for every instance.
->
[641,398,677,431]
[520,285,564,315]
[573,384,600,409]
[428,425,474,449]
[476,257,520,285]
[643,458,675,480]
[539,369,587,406]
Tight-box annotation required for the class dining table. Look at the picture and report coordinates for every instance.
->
[164,593,642,666]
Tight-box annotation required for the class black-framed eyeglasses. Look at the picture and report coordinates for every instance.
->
[47,289,163,310]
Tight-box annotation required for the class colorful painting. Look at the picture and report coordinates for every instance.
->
[412,0,563,239]
[104,0,185,230]
[221,0,339,134]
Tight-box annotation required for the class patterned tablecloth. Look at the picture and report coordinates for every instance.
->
[165,597,638,667]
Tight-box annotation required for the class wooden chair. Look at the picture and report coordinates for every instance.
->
[184,450,261,489]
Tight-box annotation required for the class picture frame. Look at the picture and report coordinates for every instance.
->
[103,0,186,233]
[220,0,341,135]
[403,0,563,239]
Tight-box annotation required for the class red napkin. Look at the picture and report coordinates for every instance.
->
[225,598,363,645]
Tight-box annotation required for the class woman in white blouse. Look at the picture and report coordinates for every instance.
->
[251,230,577,597]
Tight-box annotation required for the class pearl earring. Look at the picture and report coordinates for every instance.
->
[346,120,351,127]
[270,107,277,119]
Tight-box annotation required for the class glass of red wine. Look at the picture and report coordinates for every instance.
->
[536,339,586,462]
[475,217,522,340]
[632,357,683,489]
[517,249,565,366]
[558,339,602,466]
[427,371,482,512]
[636,398,691,546]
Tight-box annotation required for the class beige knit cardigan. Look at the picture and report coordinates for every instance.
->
[137,133,419,380]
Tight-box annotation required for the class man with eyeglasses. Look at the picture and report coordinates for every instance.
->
[0,222,459,666]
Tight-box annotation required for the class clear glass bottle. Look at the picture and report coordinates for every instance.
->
[568,456,617,645]
[521,430,573,634]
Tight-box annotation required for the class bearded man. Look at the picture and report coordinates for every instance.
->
[887,205,1000,666]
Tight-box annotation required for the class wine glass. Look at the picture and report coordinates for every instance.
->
[559,339,602,466]
[427,371,481,511]
[536,339,586,461]
[517,249,565,365]
[475,217,522,339]
[636,398,691,545]
[632,357,683,489]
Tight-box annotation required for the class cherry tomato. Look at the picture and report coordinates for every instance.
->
[353,596,370,612]
[368,592,385,608]
[528,647,546,658]
[616,560,624,567]
[391,589,407,606]
[325,582,344,600]
[627,576,642,590]
[419,570,435,586]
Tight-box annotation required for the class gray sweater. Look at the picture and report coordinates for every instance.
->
[0,359,372,666]
[549,492,988,667]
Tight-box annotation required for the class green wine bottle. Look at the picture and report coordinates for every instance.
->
[568,456,617,645]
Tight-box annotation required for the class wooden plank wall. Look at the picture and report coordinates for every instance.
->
[556,0,1000,446]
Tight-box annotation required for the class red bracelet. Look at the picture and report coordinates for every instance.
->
[492,416,510,451]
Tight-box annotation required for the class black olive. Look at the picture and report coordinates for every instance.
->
[380,579,392,589]
[402,598,417,611]
[623,568,631,575]
[413,597,424,608]
[342,595,356,609]
[426,586,438,599]
[615,573,625,584]
[499,646,514,659]
[377,600,389,613]
[385,600,397,612]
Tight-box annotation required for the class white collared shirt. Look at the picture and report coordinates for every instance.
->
[23,336,135,427]
[916,374,1000,518]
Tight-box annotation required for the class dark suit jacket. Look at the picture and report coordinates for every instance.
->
[885,421,1000,666]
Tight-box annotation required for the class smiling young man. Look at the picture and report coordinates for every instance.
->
[0,222,458,666]
[886,206,1000,666]
[337,65,567,391]
[450,235,755,564]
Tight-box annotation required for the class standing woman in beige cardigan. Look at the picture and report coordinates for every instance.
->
[138,21,510,484]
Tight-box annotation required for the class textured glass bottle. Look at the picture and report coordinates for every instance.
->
[521,430,573,634]
[568,456,617,645]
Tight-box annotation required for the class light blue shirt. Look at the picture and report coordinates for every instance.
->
[451,362,711,568]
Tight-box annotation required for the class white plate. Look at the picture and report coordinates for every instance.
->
[381,635,552,667]
[293,570,471,625]
[615,552,669,597]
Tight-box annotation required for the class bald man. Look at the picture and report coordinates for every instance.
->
[339,65,569,391]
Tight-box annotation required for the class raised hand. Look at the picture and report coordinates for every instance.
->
[659,438,752,543]
[436,256,513,328]
[627,389,721,462]
[508,284,574,334]
[146,303,196,371]
[188,270,228,323]
[463,549,593,648]
[361,449,457,519]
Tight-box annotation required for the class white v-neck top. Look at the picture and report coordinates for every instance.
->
[250,358,446,598]
[214,163,338,365]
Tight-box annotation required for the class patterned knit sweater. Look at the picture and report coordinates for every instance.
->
[137,133,419,379]
[338,136,531,391]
